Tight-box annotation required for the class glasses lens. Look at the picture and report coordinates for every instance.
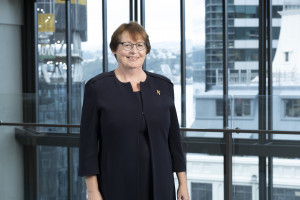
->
[123,43,132,51]
[136,43,145,51]
[121,42,145,51]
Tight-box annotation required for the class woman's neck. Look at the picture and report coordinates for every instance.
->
[114,67,146,83]
[114,67,147,92]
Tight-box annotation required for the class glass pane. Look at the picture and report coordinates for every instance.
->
[107,0,129,71]
[272,95,300,140]
[186,0,223,136]
[272,1,299,86]
[228,1,260,132]
[145,0,182,124]
[72,148,86,199]
[231,95,258,139]
[81,1,103,81]
[38,146,68,199]
[232,156,258,200]
[272,1,300,140]
[273,188,300,200]
[272,158,300,200]
[186,153,224,200]
[37,0,67,133]
[185,0,206,130]
[233,185,252,200]
[191,183,212,200]
[70,1,102,130]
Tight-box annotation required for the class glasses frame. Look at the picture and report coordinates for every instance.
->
[119,42,146,51]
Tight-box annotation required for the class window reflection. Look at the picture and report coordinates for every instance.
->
[36,0,96,198]
[37,0,68,131]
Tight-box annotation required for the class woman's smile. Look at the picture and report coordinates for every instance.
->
[127,56,139,61]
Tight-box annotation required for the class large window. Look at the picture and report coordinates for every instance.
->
[21,0,300,199]
[36,0,101,198]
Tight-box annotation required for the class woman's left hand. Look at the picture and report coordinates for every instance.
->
[177,184,190,200]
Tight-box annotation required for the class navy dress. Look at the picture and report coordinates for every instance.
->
[135,91,153,200]
[78,71,186,200]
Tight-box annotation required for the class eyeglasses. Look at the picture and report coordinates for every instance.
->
[119,42,146,51]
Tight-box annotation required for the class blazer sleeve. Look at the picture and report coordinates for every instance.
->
[78,82,100,177]
[168,85,186,172]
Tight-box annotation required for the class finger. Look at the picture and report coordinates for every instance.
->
[177,194,182,200]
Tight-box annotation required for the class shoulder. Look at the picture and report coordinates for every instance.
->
[85,71,114,88]
[145,71,173,86]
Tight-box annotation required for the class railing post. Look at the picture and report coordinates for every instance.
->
[224,128,233,200]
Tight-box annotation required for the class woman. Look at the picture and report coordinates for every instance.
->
[78,22,189,200]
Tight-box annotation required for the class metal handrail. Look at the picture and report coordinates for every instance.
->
[1,121,300,135]
[0,122,79,128]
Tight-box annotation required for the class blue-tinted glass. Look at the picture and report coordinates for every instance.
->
[38,146,68,200]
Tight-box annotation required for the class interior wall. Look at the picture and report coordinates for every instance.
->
[0,0,24,199]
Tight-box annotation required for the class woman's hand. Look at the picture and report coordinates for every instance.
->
[85,176,103,200]
[88,190,103,200]
[176,172,190,200]
[177,184,190,200]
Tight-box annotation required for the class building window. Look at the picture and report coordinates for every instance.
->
[233,185,252,200]
[284,99,300,117]
[216,99,251,117]
[273,188,300,200]
[234,99,251,117]
[216,99,231,116]
[191,183,212,200]
[285,52,289,62]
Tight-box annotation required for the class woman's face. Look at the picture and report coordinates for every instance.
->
[113,31,147,70]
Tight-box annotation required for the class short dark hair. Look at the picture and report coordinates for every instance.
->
[109,22,151,54]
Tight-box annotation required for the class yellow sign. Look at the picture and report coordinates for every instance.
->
[78,0,87,5]
[55,0,86,5]
[38,14,55,32]
[55,0,65,3]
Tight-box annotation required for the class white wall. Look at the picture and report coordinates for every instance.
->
[0,0,24,199]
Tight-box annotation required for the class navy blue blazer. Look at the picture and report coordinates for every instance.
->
[78,71,186,200]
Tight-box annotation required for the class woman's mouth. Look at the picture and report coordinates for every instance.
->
[127,56,138,61]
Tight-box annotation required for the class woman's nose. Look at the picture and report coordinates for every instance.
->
[129,46,138,53]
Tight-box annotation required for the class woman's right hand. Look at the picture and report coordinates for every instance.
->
[85,176,103,200]
[88,190,103,200]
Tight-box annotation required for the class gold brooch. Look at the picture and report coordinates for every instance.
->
[156,90,161,95]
